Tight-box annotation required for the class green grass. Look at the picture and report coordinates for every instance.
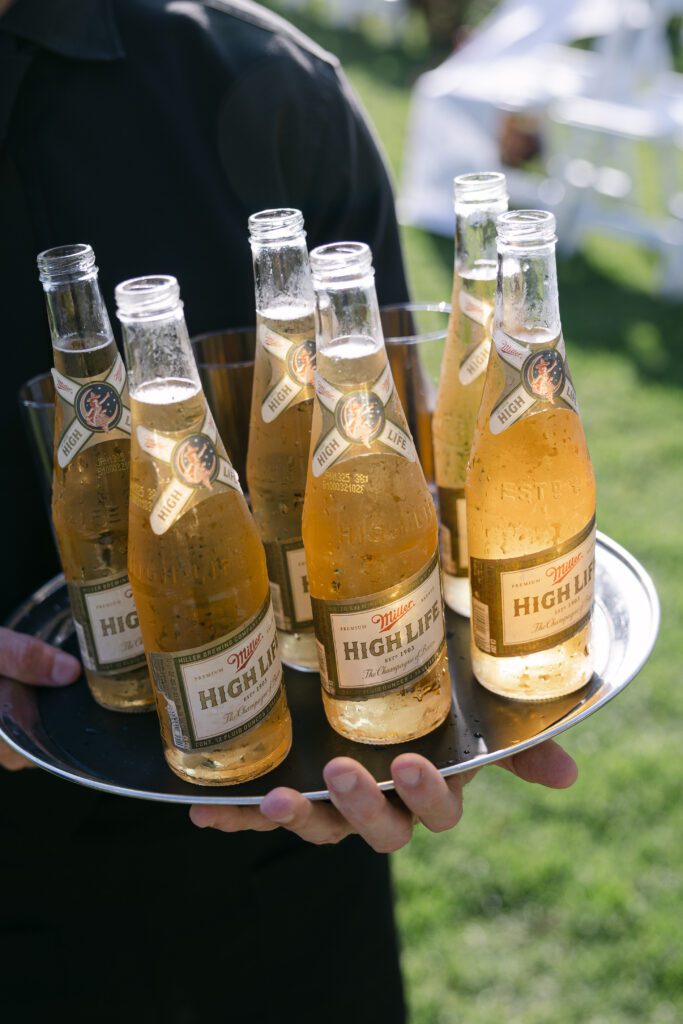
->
[266,6,683,1020]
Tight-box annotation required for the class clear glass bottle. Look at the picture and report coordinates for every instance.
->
[432,171,508,618]
[466,211,596,701]
[303,242,452,744]
[118,275,292,784]
[247,209,317,672]
[38,243,153,712]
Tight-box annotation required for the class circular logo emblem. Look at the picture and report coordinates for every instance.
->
[172,434,218,488]
[287,340,316,388]
[522,349,565,401]
[336,391,385,445]
[74,382,122,433]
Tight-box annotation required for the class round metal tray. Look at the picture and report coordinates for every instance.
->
[0,532,659,804]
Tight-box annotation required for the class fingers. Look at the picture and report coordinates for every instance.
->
[323,757,415,853]
[0,628,80,687]
[499,739,578,789]
[189,803,279,833]
[260,788,354,845]
[391,754,464,833]
[0,740,34,772]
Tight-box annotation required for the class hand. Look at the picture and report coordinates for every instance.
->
[189,739,577,851]
[0,627,81,770]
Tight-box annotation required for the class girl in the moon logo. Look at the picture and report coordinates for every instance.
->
[287,339,316,387]
[522,349,565,400]
[75,382,122,432]
[336,391,385,444]
[172,434,218,488]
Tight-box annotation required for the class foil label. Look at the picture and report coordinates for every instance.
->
[52,353,132,468]
[490,332,578,435]
[137,407,242,535]
[67,572,146,674]
[312,362,416,477]
[471,517,596,657]
[438,486,468,577]
[148,597,283,750]
[312,552,446,699]
[260,326,315,422]
[263,539,312,632]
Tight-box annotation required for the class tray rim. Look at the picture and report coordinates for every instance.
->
[0,531,660,804]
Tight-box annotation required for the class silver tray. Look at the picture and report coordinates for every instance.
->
[0,532,659,804]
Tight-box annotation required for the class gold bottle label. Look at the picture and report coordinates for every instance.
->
[148,596,283,751]
[312,551,446,699]
[312,363,416,477]
[136,408,242,535]
[264,538,313,631]
[260,327,315,422]
[438,486,468,577]
[470,517,596,657]
[52,353,132,468]
[490,332,578,435]
[457,290,493,386]
[68,572,146,674]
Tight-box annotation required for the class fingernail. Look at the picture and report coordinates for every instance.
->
[51,652,80,685]
[328,769,357,795]
[261,795,295,824]
[396,764,421,787]
[189,807,213,829]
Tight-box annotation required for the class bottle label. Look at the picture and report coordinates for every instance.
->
[490,332,578,435]
[470,516,596,657]
[136,408,242,535]
[312,552,446,699]
[147,597,283,751]
[438,486,468,577]
[52,353,132,468]
[312,363,416,477]
[67,572,147,674]
[458,289,493,329]
[260,327,316,422]
[264,539,312,632]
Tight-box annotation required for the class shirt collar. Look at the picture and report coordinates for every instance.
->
[0,0,125,60]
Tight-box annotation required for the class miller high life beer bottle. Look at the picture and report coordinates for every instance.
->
[118,276,292,784]
[38,244,153,712]
[466,211,596,700]
[247,209,316,672]
[432,171,508,617]
[303,243,451,744]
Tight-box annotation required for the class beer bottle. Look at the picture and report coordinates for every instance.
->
[38,244,153,712]
[246,209,316,672]
[303,243,451,744]
[432,171,508,617]
[118,276,292,785]
[466,211,596,701]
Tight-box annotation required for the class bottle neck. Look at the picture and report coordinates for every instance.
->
[43,272,114,354]
[495,241,561,345]
[454,198,507,277]
[315,273,384,357]
[251,235,315,315]
[120,303,201,399]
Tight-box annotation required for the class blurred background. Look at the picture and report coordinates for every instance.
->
[262,2,682,1022]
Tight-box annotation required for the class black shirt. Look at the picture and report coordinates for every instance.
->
[0,0,408,616]
[0,4,408,1021]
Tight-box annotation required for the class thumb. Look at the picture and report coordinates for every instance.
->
[0,627,81,686]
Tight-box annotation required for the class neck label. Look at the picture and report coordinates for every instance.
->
[260,327,315,422]
[312,362,416,477]
[490,332,578,435]
[52,353,132,468]
[137,408,242,535]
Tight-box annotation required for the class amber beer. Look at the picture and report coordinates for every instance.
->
[246,209,316,671]
[303,243,451,744]
[118,276,292,785]
[466,211,596,700]
[38,244,153,712]
[432,172,508,617]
